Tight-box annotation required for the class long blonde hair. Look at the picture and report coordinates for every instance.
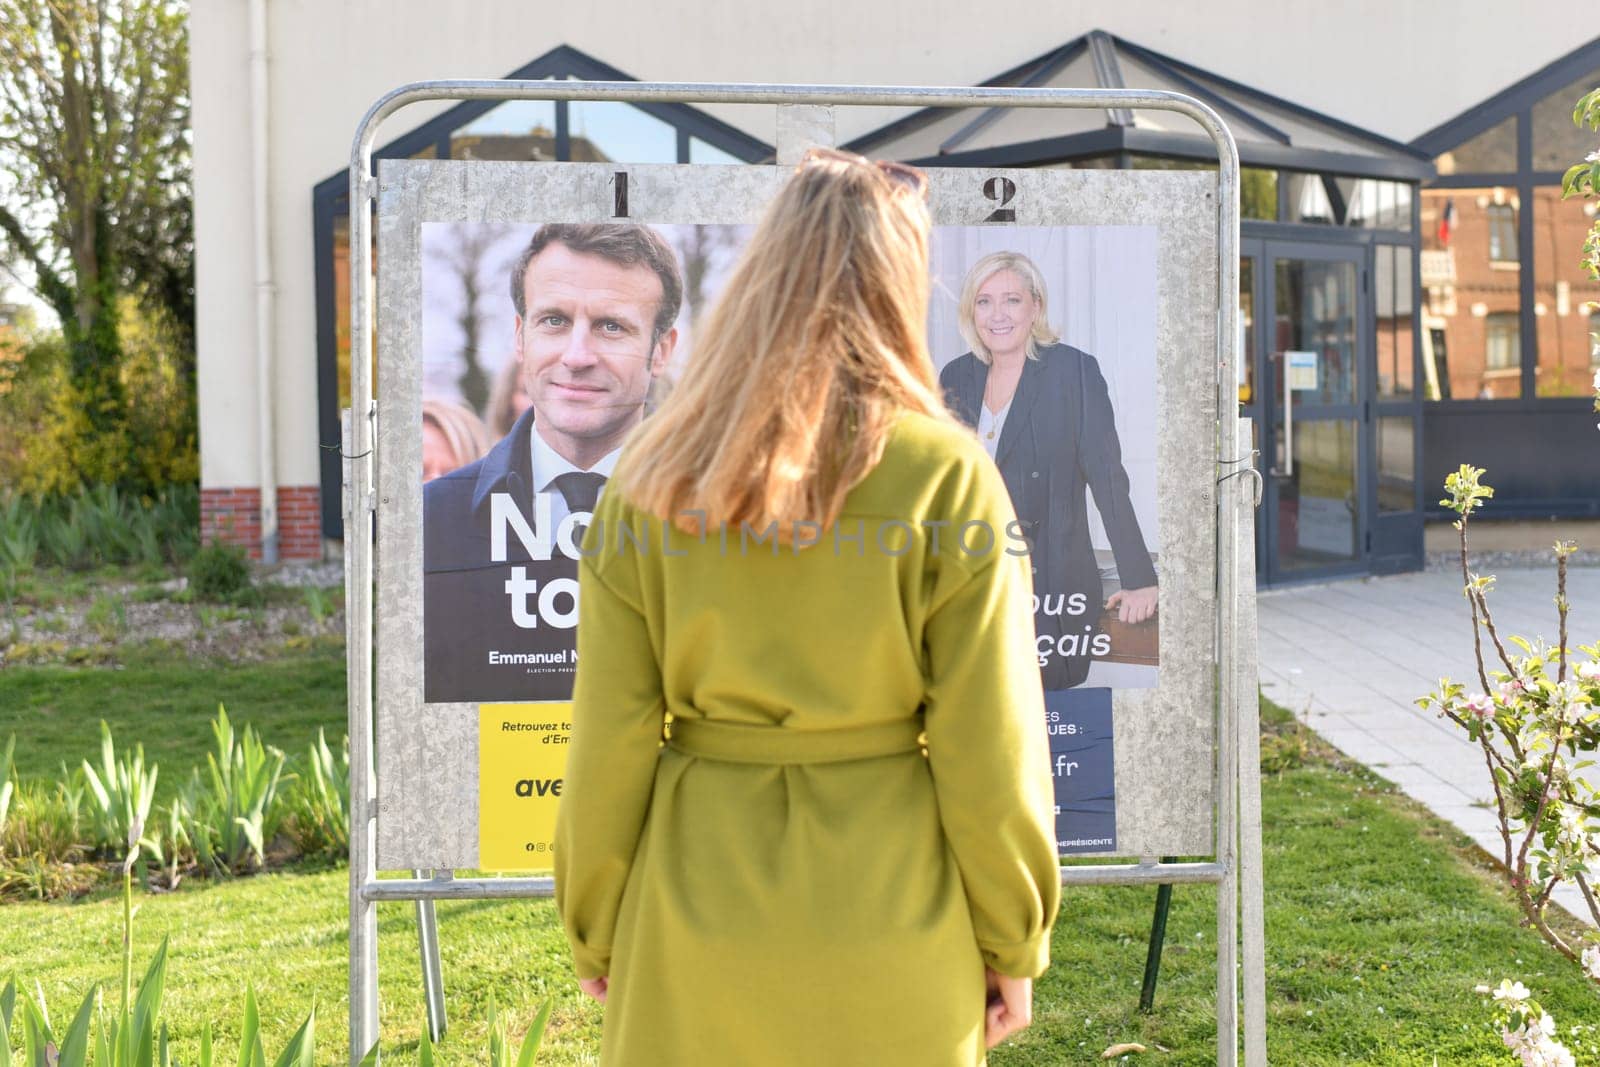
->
[957,251,1060,364]
[612,149,959,542]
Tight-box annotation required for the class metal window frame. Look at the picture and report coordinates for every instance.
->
[1413,38,1600,410]
[344,79,1261,1066]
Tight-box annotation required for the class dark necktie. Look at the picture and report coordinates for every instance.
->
[551,471,606,516]
[550,472,607,554]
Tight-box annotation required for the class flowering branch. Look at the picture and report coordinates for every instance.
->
[1416,465,1600,984]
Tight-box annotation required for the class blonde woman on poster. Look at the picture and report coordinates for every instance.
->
[939,250,1158,690]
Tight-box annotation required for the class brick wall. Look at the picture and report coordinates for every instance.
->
[278,486,324,560]
[200,485,323,561]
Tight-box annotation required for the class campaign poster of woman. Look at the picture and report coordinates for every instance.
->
[929,226,1161,694]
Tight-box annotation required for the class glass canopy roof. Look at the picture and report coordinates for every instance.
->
[845,31,1435,182]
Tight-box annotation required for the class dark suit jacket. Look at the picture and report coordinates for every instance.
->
[422,404,582,703]
[939,342,1157,689]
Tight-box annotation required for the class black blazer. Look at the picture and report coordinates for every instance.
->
[939,342,1157,689]
[422,403,581,703]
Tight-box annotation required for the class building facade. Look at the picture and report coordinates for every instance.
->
[188,3,1597,581]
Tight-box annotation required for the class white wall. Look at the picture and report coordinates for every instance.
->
[190,0,1585,489]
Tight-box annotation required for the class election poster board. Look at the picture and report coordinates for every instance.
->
[374,161,1217,871]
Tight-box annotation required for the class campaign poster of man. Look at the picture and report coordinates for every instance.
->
[418,221,747,704]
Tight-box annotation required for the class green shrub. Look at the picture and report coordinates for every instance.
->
[3,711,354,895]
[0,852,102,901]
[80,721,159,859]
[85,595,129,641]
[300,584,340,625]
[195,706,286,873]
[0,498,39,571]
[283,729,349,860]
[0,736,13,846]
[0,771,92,883]
[0,484,199,571]
[187,541,253,601]
[0,299,197,497]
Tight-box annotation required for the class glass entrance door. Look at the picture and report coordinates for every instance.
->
[1247,241,1368,584]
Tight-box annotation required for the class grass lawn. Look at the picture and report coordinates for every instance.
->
[3,673,1598,1063]
[0,641,346,802]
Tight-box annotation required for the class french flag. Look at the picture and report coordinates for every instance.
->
[1437,198,1457,246]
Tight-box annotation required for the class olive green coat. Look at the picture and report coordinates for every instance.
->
[554,410,1061,1067]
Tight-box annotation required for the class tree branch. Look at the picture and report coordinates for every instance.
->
[0,200,74,319]
[1459,522,1493,693]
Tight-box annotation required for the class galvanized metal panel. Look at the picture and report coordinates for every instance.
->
[374,159,1218,868]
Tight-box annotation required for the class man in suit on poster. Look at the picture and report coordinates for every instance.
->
[422,223,683,703]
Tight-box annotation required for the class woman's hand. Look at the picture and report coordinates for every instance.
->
[984,967,1033,1049]
[1105,585,1158,625]
[579,976,608,1004]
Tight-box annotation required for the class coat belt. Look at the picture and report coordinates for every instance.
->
[664,715,928,764]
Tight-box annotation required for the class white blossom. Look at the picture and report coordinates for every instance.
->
[1550,681,1590,724]
[1495,979,1531,1006]
[1582,944,1600,981]
[1556,809,1589,849]
[1465,691,1495,722]
[1576,660,1600,683]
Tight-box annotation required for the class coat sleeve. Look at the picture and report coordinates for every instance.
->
[554,494,665,981]
[921,463,1061,979]
[1074,353,1158,591]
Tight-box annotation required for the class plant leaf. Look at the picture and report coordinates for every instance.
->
[54,987,94,1067]
[514,999,553,1067]
[0,991,12,1067]
[268,1008,314,1067]
[235,988,260,1067]
[488,993,503,1067]
[132,938,169,1044]
[21,996,50,1067]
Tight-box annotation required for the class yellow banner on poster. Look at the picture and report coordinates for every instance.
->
[478,702,572,872]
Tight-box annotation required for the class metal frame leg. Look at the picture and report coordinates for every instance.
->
[416,870,447,1041]
[345,407,380,1065]
[1236,420,1268,1067]
[1139,858,1178,1012]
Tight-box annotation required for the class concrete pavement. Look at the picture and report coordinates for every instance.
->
[1257,561,1600,924]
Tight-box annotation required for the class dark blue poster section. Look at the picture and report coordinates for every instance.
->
[1045,688,1116,854]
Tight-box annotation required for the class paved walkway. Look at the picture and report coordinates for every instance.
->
[1257,562,1600,924]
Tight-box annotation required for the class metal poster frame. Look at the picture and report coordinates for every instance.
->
[345,80,1262,1065]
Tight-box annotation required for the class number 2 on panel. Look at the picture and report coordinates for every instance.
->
[983,176,1016,223]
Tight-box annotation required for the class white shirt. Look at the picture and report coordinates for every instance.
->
[976,396,1014,461]
[530,425,622,533]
